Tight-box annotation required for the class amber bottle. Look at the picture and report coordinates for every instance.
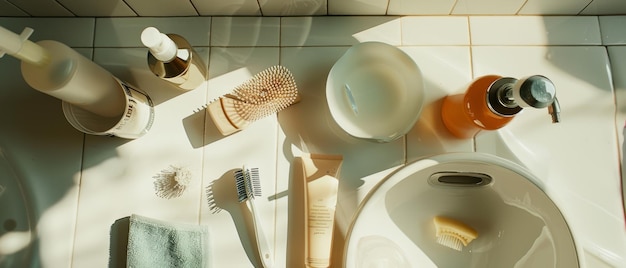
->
[441,75,559,139]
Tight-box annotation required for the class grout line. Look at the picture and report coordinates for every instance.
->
[579,0,594,15]
[69,133,87,268]
[450,0,459,14]
[516,0,530,15]
[188,0,201,16]
[120,0,139,16]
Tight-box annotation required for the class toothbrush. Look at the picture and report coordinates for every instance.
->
[234,166,274,268]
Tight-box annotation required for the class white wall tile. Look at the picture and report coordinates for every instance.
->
[328,0,388,15]
[0,0,28,16]
[0,18,95,47]
[7,0,73,16]
[401,16,469,45]
[453,0,526,14]
[518,0,592,15]
[57,0,136,16]
[125,0,197,16]
[600,16,626,45]
[192,0,261,16]
[211,17,279,47]
[281,16,402,46]
[259,0,327,15]
[388,0,456,15]
[95,17,211,47]
[581,0,626,15]
[470,16,601,45]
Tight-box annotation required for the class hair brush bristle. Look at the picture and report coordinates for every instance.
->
[229,65,299,122]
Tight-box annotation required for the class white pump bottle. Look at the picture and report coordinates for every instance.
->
[0,26,126,118]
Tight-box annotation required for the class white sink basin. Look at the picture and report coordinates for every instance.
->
[344,153,578,268]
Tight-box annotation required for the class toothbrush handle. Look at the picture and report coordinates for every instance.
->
[248,198,274,268]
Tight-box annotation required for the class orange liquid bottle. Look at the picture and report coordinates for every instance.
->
[441,75,522,139]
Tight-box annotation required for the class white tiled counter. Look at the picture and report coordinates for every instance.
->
[0,16,624,268]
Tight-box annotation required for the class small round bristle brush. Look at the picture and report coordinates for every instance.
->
[208,65,299,135]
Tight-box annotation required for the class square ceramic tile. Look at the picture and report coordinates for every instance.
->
[72,47,208,267]
[581,0,626,14]
[125,0,197,16]
[0,18,95,47]
[259,0,327,15]
[275,46,406,267]
[7,0,73,16]
[199,47,280,268]
[472,46,626,266]
[388,0,456,15]
[192,0,261,16]
[469,16,601,45]
[0,0,28,16]
[401,46,474,161]
[57,0,136,16]
[328,0,388,15]
[517,0,591,15]
[94,17,211,47]
[0,46,86,268]
[401,16,469,45]
[211,17,280,47]
[452,0,526,14]
[600,16,626,45]
[281,16,402,46]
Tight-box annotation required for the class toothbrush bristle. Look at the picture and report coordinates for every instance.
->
[436,234,463,251]
[234,169,248,203]
[247,167,262,197]
[234,167,263,202]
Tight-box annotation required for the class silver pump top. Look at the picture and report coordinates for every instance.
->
[512,75,556,109]
[487,75,561,123]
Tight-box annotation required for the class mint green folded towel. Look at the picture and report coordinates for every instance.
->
[127,214,210,268]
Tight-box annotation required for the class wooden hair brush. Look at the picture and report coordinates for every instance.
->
[208,65,299,135]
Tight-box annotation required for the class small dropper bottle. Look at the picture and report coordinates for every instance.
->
[441,75,560,139]
[141,27,207,91]
[0,26,126,118]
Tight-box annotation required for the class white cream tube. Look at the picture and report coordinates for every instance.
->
[301,153,343,268]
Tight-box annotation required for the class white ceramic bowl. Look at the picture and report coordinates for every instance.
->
[326,42,424,142]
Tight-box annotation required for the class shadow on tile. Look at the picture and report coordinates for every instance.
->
[182,106,234,149]
[109,216,130,268]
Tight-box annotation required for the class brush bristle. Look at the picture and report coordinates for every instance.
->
[433,216,478,251]
[436,235,464,251]
[234,167,263,203]
[228,65,299,122]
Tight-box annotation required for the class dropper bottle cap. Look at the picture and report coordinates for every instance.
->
[0,26,48,65]
[141,27,177,62]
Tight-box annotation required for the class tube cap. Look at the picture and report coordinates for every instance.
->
[141,27,177,62]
